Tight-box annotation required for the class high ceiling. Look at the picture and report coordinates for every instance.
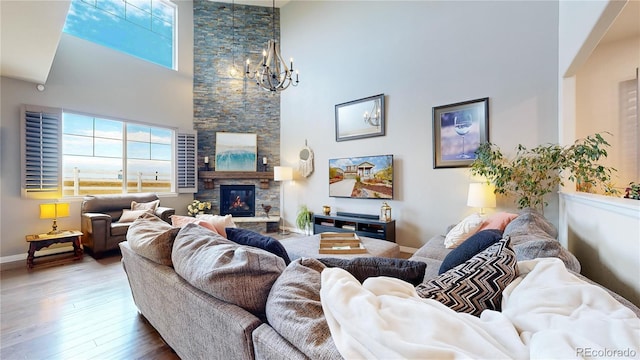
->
[0,0,636,85]
[0,1,71,84]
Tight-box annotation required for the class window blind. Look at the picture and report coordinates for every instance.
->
[21,105,62,199]
[177,131,197,193]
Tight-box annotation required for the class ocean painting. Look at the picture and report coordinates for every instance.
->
[215,132,257,171]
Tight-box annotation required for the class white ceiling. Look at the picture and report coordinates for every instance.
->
[0,0,71,84]
[0,0,636,85]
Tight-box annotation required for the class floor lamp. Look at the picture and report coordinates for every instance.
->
[274,166,293,235]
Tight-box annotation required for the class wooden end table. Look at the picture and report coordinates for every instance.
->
[25,230,83,269]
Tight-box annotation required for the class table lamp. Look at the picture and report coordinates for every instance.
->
[274,166,293,235]
[40,202,70,234]
[467,183,496,215]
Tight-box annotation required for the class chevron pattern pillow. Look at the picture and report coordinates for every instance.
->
[415,237,517,316]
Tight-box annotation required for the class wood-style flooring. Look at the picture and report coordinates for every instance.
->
[1,253,179,360]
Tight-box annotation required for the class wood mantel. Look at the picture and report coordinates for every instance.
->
[198,171,274,189]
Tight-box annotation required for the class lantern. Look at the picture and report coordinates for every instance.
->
[380,202,392,222]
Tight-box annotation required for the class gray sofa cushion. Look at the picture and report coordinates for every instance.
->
[513,237,581,273]
[503,208,558,242]
[172,223,286,315]
[318,257,427,286]
[126,212,180,266]
[266,258,342,360]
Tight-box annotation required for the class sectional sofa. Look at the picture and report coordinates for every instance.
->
[119,209,639,359]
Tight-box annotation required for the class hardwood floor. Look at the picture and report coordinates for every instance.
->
[1,253,179,360]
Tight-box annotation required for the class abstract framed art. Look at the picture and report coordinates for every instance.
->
[215,132,257,171]
[433,97,489,168]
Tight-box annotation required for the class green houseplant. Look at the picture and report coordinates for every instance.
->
[470,133,616,212]
[296,205,314,235]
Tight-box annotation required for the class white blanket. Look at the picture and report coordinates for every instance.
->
[320,258,640,359]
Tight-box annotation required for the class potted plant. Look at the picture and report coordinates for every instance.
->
[625,182,640,200]
[471,133,616,212]
[296,205,314,235]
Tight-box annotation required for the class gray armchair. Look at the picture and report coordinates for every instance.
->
[81,193,175,258]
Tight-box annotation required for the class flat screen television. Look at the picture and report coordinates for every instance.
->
[329,154,393,199]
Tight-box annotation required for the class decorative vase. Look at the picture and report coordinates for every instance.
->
[323,205,331,215]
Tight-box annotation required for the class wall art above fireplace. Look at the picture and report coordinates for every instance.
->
[215,132,257,171]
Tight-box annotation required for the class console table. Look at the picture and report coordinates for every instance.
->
[25,230,83,269]
[312,213,396,242]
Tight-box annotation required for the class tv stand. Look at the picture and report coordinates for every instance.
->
[312,213,396,242]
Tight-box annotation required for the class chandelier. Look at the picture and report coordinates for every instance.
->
[245,0,299,92]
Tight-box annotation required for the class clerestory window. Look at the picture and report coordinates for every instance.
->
[63,0,176,69]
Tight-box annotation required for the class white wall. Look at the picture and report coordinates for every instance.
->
[280,1,559,248]
[557,0,640,306]
[0,0,195,260]
[576,36,639,187]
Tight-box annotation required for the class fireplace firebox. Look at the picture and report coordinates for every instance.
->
[220,185,255,217]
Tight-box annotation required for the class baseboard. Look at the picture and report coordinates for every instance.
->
[1,245,76,264]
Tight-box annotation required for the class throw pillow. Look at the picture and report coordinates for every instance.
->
[131,199,160,212]
[477,212,518,232]
[127,212,180,266]
[266,258,342,359]
[318,257,427,286]
[196,214,236,238]
[170,215,220,235]
[503,208,558,241]
[439,229,503,274]
[225,227,291,265]
[172,223,286,316]
[119,209,152,223]
[170,214,199,227]
[416,238,518,316]
[443,213,484,249]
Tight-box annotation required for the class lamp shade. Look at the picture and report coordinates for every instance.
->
[273,166,293,181]
[40,203,70,219]
[467,183,496,209]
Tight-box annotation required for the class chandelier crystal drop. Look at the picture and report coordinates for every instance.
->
[245,0,299,92]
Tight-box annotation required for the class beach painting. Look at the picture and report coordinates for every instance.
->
[215,132,257,171]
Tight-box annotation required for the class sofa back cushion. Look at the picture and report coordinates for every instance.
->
[266,258,342,359]
[127,212,180,266]
[503,208,558,242]
[81,193,159,220]
[172,223,286,316]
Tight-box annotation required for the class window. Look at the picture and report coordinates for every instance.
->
[62,112,174,196]
[63,0,176,69]
[21,105,197,199]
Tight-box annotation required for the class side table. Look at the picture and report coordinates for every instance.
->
[25,230,83,269]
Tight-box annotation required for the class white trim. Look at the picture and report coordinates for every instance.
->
[0,245,75,264]
[559,191,640,219]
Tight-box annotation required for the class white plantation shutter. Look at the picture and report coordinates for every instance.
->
[21,105,62,199]
[177,130,197,193]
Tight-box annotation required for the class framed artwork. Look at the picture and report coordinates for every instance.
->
[329,154,393,199]
[215,132,257,171]
[335,94,385,141]
[433,97,489,168]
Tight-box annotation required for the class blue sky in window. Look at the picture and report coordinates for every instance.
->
[62,112,173,181]
[63,0,174,69]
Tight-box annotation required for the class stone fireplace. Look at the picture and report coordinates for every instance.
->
[220,185,255,217]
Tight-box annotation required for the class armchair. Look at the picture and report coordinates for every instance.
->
[81,193,175,258]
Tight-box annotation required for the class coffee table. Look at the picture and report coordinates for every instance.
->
[281,234,400,260]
